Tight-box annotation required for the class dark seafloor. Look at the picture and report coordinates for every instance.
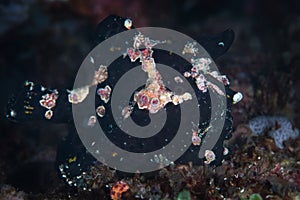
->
[0,0,300,199]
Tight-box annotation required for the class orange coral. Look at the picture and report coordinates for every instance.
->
[110,181,129,200]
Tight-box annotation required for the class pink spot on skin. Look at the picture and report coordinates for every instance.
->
[45,110,53,120]
[135,93,150,110]
[151,98,159,105]
[97,85,111,103]
[141,94,149,106]
[40,92,58,109]
[192,132,201,146]
[70,93,78,102]
[223,147,229,155]
[221,76,230,85]
[141,48,153,60]
[204,150,216,164]
[46,100,55,107]
[88,115,97,126]
[127,48,141,62]
[149,98,161,113]
[96,106,105,117]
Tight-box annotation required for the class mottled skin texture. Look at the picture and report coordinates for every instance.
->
[6,15,239,189]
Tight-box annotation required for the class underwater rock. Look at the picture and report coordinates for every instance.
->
[0,185,27,200]
[249,116,299,149]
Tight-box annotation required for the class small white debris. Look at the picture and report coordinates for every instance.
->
[218,41,225,47]
[41,85,46,91]
[25,80,34,91]
[90,56,94,64]
[233,92,243,104]
[124,18,132,29]
[10,110,16,117]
